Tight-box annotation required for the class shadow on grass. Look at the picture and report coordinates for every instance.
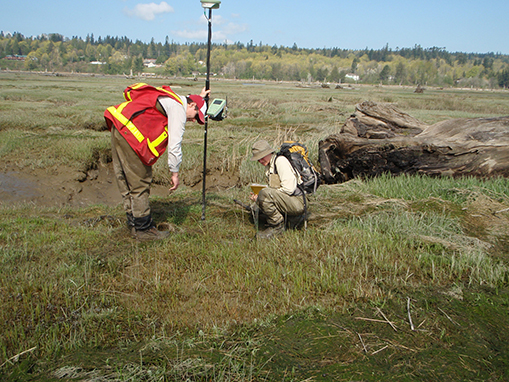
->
[150,196,198,226]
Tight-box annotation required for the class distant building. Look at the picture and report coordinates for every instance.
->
[345,74,360,82]
[143,59,161,68]
[5,55,27,61]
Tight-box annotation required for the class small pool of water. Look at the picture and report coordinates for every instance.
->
[0,171,42,203]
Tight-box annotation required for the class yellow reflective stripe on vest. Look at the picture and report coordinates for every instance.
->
[156,87,184,105]
[116,100,130,114]
[131,83,148,89]
[146,127,168,158]
[124,83,149,101]
[106,105,145,143]
[124,83,183,106]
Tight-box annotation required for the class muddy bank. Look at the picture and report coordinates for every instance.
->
[0,161,241,208]
[0,163,121,208]
[0,163,160,208]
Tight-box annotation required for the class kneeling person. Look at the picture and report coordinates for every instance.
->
[250,140,305,239]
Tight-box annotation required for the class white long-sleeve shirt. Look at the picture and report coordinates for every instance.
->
[157,94,187,173]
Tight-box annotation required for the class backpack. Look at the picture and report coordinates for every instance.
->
[276,141,321,194]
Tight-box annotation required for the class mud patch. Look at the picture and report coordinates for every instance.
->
[0,163,121,208]
[464,192,509,240]
[0,161,239,208]
[185,169,241,192]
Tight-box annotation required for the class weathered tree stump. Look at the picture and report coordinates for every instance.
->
[414,84,424,93]
[319,101,509,183]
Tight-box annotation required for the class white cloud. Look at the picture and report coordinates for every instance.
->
[222,22,248,35]
[178,16,248,42]
[124,2,174,21]
[174,29,208,40]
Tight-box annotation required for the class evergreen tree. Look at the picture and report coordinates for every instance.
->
[379,64,391,82]
[351,57,359,73]
[329,66,340,82]
[132,55,144,73]
[394,62,406,84]
[498,67,509,88]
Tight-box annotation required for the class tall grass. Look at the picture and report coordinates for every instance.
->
[364,173,509,203]
[333,208,504,286]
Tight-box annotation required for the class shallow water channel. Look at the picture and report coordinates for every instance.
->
[0,171,42,204]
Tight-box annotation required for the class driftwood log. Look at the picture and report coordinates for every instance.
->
[319,101,509,183]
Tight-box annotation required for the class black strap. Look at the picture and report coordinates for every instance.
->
[128,108,148,123]
[299,184,308,225]
[156,99,168,117]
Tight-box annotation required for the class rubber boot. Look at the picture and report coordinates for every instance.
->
[134,226,171,242]
[256,221,285,240]
[132,215,170,242]
[126,212,135,235]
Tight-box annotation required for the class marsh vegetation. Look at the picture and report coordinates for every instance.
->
[0,72,508,381]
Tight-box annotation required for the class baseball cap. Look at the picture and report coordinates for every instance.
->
[188,94,207,125]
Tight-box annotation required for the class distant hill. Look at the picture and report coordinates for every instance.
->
[1,32,508,88]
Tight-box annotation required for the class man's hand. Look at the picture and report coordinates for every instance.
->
[200,87,211,99]
[249,192,258,202]
[169,172,180,191]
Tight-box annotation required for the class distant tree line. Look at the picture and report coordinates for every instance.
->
[1,32,509,88]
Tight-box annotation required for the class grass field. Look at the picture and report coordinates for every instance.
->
[0,71,509,381]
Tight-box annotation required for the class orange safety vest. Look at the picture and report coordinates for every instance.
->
[104,83,184,166]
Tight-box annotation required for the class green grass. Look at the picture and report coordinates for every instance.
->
[363,173,509,203]
[0,72,508,381]
[1,177,508,380]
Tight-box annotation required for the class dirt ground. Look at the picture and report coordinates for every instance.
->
[1,162,123,208]
[0,159,241,209]
[0,163,165,208]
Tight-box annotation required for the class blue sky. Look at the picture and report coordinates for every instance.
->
[1,0,508,54]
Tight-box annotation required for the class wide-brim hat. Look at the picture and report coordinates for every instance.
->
[251,140,274,161]
[188,94,207,125]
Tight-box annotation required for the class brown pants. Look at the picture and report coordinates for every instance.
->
[257,187,305,226]
[111,128,153,228]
